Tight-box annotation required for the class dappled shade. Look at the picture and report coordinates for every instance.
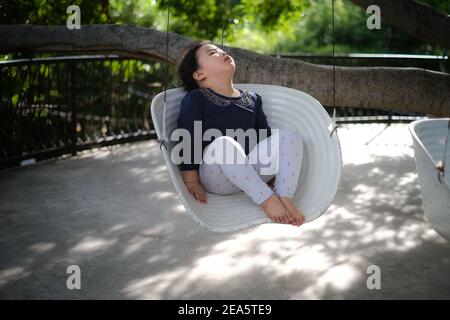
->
[0,123,449,299]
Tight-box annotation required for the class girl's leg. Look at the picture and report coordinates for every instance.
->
[200,135,295,224]
[199,160,241,195]
[248,128,305,226]
[248,128,304,198]
[201,135,274,205]
[273,128,304,198]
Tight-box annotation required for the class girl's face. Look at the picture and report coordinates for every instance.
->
[194,44,235,81]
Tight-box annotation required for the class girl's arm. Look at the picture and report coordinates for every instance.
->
[177,91,203,172]
[254,92,272,140]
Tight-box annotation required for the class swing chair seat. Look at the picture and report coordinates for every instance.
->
[409,119,450,242]
[151,84,342,232]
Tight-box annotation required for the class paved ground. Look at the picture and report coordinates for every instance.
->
[1,123,449,299]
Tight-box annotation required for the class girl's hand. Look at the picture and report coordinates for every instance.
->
[185,180,208,204]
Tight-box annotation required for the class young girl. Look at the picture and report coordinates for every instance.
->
[174,40,305,227]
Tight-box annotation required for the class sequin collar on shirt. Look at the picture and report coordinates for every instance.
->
[199,87,254,111]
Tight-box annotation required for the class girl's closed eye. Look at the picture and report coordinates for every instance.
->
[210,49,226,56]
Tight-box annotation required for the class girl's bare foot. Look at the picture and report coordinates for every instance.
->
[260,194,294,224]
[278,196,305,227]
[185,180,208,204]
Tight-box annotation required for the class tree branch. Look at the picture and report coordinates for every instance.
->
[349,0,450,49]
[0,24,449,116]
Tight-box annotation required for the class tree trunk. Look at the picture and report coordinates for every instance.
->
[0,24,449,116]
[348,0,450,50]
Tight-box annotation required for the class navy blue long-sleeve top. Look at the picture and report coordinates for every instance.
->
[175,87,272,171]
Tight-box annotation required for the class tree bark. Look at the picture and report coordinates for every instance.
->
[0,24,449,116]
[349,0,450,50]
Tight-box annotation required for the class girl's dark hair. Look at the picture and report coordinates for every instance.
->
[176,40,212,92]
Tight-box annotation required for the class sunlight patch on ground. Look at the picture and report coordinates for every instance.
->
[297,263,363,299]
[121,225,172,257]
[107,223,128,233]
[173,204,187,215]
[28,242,56,254]
[148,191,174,200]
[124,267,190,299]
[122,223,366,299]
[70,236,117,254]
[0,267,31,287]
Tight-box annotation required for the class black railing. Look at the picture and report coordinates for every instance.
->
[0,55,177,170]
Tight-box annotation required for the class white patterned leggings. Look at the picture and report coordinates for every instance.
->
[199,128,304,205]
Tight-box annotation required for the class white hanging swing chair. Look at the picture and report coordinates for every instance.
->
[151,84,342,232]
[150,0,342,232]
[409,118,450,242]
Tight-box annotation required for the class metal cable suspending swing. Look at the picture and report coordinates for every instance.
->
[216,0,339,138]
[157,0,171,151]
[220,0,227,49]
[330,0,339,138]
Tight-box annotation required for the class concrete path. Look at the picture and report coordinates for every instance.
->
[1,123,449,299]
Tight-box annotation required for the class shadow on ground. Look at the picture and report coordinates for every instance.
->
[0,128,449,299]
